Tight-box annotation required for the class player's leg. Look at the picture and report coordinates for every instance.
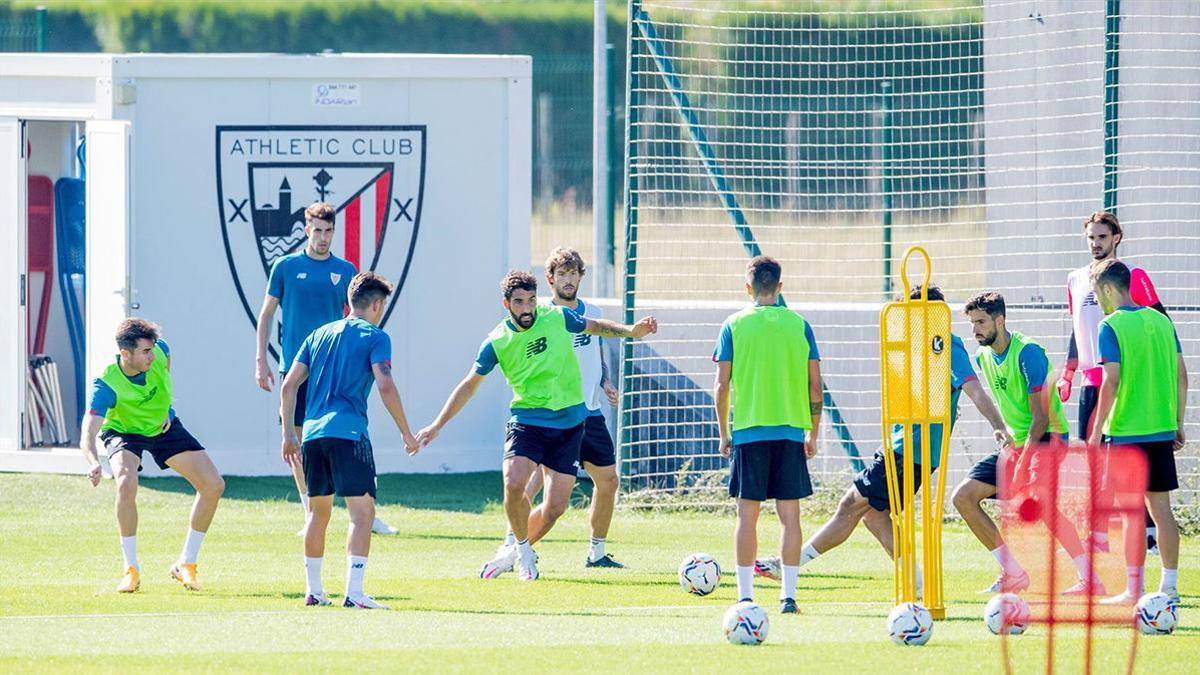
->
[520,421,584,579]
[1022,449,1100,594]
[163,444,224,592]
[769,440,812,613]
[108,446,142,592]
[527,466,576,544]
[1146,491,1179,599]
[331,437,386,608]
[502,455,539,580]
[579,414,622,567]
[775,498,802,612]
[730,440,769,602]
[301,438,335,605]
[952,452,1028,592]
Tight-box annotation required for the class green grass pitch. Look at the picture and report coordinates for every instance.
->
[0,472,1195,672]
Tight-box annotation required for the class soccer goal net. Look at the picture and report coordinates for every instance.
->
[619,0,1200,506]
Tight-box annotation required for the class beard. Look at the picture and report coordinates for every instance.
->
[1090,246,1111,260]
[511,309,535,329]
[975,330,997,347]
[556,286,578,302]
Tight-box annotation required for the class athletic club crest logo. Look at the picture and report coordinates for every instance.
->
[216,125,426,363]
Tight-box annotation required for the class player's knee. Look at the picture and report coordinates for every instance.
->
[593,470,619,495]
[543,499,569,524]
[951,483,975,511]
[115,472,138,500]
[203,474,226,499]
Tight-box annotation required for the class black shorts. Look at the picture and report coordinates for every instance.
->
[1078,385,1099,440]
[579,414,616,468]
[278,379,309,429]
[729,439,812,502]
[853,450,927,512]
[504,421,584,476]
[1107,439,1178,493]
[101,418,204,471]
[967,433,1057,494]
[302,436,377,498]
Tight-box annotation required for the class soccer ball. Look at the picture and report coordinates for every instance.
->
[1134,592,1178,635]
[722,601,769,645]
[678,553,721,596]
[984,593,1030,635]
[887,602,934,645]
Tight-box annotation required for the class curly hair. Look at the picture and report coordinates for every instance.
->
[115,318,160,352]
[501,270,538,299]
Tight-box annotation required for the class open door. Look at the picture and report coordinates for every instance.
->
[0,118,28,451]
[85,121,131,383]
[0,118,27,449]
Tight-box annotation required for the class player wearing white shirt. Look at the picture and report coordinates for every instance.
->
[483,248,626,575]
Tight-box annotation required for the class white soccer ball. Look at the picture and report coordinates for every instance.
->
[1134,592,1178,635]
[887,602,934,645]
[984,593,1030,635]
[678,553,721,596]
[722,601,769,645]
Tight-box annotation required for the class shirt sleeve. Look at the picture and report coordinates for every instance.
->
[266,258,285,299]
[950,339,977,389]
[294,334,313,367]
[474,338,499,376]
[805,322,821,361]
[1175,326,1183,353]
[1129,267,1161,307]
[87,379,117,418]
[156,338,170,357]
[1019,344,1050,394]
[562,307,588,334]
[1097,323,1121,363]
[369,330,392,366]
[713,322,734,362]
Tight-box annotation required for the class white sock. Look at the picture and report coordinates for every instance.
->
[799,543,820,567]
[991,544,1024,576]
[588,537,606,562]
[781,564,799,600]
[736,565,754,601]
[300,492,310,512]
[304,556,323,596]
[503,530,516,547]
[1127,566,1144,596]
[180,528,205,565]
[517,538,533,558]
[346,555,368,598]
[1072,553,1093,580]
[1160,568,1178,591]
[120,535,138,570]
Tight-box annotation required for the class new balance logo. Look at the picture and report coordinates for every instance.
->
[139,386,158,404]
[994,376,1009,391]
[574,333,592,348]
[526,337,548,358]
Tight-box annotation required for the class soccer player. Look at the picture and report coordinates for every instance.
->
[755,285,1014,596]
[80,318,225,593]
[491,248,626,571]
[1056,210,1168,554]
[280,272,419,609]
[1086,260,1187,605]
[714,256,819,614]
[255,201,397,536]
[952,292,1101,595]
[416,271,656,581]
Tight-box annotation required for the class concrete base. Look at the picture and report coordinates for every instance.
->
[0,447,84,474]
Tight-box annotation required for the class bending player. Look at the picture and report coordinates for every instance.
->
[714,256,819,614]
[491,249,626,571]
[952,292,1101,595]
[755,285,1013,596]
[280,272,419,609]
[1086,260,1187,605]
[80,318,225,593]
[255,201,398,536]
[1057,210,1167,554]
[417,271,656,581]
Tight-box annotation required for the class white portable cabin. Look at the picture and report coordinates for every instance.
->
[0,54,531,475]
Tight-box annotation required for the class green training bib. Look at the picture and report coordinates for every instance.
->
[975,331,1067,445]
[99,344,172,436]
[489,305,584,411]
[728,305,813,432]
[1102,309,1179,437]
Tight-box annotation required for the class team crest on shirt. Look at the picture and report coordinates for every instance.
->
[216,125,427,363]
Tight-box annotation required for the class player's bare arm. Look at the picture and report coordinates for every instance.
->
[807,360,822,458]
[1087,362,1121,448]
[255,293,280,391]
[372,361,419,454]
[584,316,658,339]
[80,413,105,487]
[279,363,309,466]
[962,379,1014,448]
[1176,353,1189,451]
[714,361,733,458]
[417,369,487,447]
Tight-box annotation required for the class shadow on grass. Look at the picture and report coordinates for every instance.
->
[140,471,506,513]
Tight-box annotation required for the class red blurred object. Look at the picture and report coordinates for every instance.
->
[27,175,55,354]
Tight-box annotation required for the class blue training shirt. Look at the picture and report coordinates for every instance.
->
[294,317,391,443]
[474,307,591,429]
[888,334,977,468]
[267,251,357,374]
[1097,306,1183,443]
[87,339,176,422]
[712,307,821,446]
